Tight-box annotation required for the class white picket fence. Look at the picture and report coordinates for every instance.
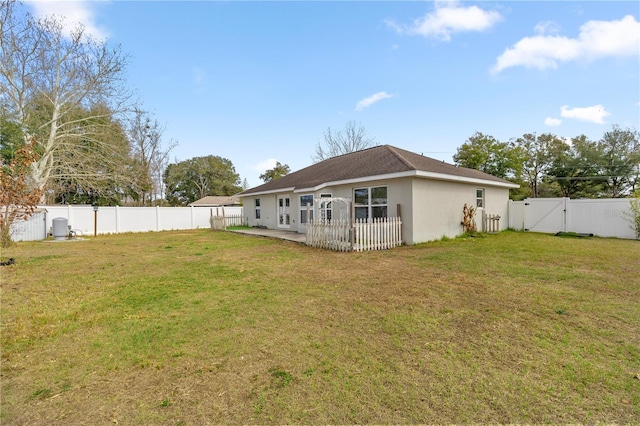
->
[482,211,501,233]
[353,217,403,252]
[306,220,352,252]
[210,214,246,231]
[306,217,403,252]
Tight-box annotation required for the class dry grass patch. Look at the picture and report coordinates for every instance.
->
[1,230,639,424]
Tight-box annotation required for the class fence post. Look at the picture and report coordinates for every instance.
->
[396,204,402,244]
[115,205,120,234]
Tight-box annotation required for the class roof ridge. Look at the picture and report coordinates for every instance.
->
[386,145,417,170]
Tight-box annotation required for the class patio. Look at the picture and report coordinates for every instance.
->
[228,227,307,243]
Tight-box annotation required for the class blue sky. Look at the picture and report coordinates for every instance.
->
[26,1,640,187]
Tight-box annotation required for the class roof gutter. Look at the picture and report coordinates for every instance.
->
[237,187,296,197]
[414,171,520,189]
[239,171,518,196]
[295,170,519,192]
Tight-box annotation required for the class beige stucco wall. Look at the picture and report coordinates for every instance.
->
[241,176,511,244]
[409,179,511,244]
[243,194,278,229]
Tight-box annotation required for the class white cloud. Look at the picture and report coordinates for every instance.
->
[534,20,561,35]
[355,91,395,112]
[255,158,277,172]
[386,0,502,41]
[493,15,640,73]
[26,0,109,40]
[545,117,562,127]
[560,104,610,124]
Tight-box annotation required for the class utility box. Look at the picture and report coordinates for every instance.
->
[52,217,68,240]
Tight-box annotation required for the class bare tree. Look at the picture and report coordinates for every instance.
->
[127,108,176,205]
[313,121,375,162]
[1,0,132,200]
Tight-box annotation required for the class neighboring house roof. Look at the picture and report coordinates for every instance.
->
[240,144,519,196]
[189,195,241,207]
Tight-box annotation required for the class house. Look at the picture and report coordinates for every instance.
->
[238,145,519,244]
[189,195,242,207]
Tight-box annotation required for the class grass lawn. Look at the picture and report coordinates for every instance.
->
[1,230,639,424]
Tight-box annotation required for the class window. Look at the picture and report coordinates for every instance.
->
[320,193,332,221]
[354,186,387,220]
[476,189,484,208]
[300,194,313,224]
[255,198,261,219]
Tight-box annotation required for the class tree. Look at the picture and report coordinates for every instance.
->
[164,156,241,206]
[0,139,44,247]
[596,125,639,198]
[42,102,133,204]
[453,132,522,180]
[313,121,375,162]
[0,114,24,161]
[1,1,132,198]
[546,135,605,198]
[515,133,566,198]
[126,108,176,205]
[241,178,249,191]
[259,161,290,183]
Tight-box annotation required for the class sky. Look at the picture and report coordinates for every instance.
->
[25,0,640,188]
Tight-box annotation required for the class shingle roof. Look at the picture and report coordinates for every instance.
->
[189,195,241,206]
[240,145,517,195]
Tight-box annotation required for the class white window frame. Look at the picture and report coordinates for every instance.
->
[319,193,332,222]
[354,186,388,220]
[255,198,261,219]
[476,189,485,208]
[299,194,314,224]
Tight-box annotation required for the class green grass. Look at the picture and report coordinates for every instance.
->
[1,229,639,424]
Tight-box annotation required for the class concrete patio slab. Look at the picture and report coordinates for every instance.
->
[228,228,307,244]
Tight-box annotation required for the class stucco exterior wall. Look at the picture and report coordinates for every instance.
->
[244,194,278,229]
[409,179,511,244]
[242,177,511,244]
[483,186,511,232]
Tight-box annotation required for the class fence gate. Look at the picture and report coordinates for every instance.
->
[524,198,568,233]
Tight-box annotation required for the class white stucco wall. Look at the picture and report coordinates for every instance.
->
[409,179,511,244]
[241,176,511,244]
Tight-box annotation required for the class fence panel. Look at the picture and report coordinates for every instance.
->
[10,211,47,242]
[567,199,635,239]
[209,213,246,230]
[307,217,402,251]
[508,198,634,239]
[305,220,351,251]
[482,211,501,233]
[21,205,245,239]
[352,217,403,252]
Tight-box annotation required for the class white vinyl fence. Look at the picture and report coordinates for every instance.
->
[12,205,243,241]
[10,210,47,242]
[509,198,636,239]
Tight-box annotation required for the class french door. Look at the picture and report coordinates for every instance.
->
[277,196,291,228]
